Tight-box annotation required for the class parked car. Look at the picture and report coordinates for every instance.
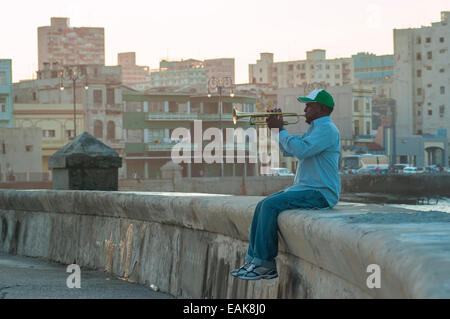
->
[392,164,408,173]
[270,168,295,176]
[425,165,440,173]
[403,166,418,174]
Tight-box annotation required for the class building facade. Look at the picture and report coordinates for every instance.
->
[38,17,105,70]
[118,52,149,85]
[393,11,450,137]
[13,103,84,172]
[0,127,43,182]
[13,64,125,174]
[130,58,235,92]
[0,59,13,128]
[249,50,354,89]
[122,89,257,179]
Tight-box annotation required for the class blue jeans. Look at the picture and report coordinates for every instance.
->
[245,189,329,269]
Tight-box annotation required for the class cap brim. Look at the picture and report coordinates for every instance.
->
[297,97,314,103]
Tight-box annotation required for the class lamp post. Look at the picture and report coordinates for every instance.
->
[207,76,234,177]
[60,67,88,139]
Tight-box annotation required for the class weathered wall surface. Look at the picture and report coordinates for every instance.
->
[0,190,449,298]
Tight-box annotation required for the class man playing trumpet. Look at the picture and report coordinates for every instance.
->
[231,89,341,280]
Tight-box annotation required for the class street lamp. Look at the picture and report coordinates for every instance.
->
[208,76,234,120]
[207,76,234,177]
[60,67,88,139]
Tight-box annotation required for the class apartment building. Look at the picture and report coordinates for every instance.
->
[0,59,13,128]
[249,50,354,89]
[122,88,257,179]
[131,58,235,92]
[393,11,450,137]
[392,11,449,166]
[118,52,149,85]
[38,17,105,70]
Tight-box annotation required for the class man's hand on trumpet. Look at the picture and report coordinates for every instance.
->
[266,108,285,131]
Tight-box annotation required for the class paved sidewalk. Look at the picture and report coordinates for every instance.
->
[0,252,174,299]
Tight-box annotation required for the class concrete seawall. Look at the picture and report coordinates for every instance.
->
[118,174,450,198]
[0,189,449,298]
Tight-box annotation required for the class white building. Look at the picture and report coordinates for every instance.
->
[249,50,354,89]
[393,11,450,137]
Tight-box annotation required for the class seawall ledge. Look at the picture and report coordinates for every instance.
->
[0,189,449,298]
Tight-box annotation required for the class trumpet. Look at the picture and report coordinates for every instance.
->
[232,108,306,126]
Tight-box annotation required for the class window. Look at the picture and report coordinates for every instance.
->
[288,64,293,71]
[354,120,360,136]
[259,68,262,73]
[0,72,6,85]
[354,100,359,112]
[296,65,301,70]
[25,145,33,152]
[416,53,422,60]
[0,97,5,112]
[107,121,115,140]
[42,130,55,138]
[440,37,444,43]
[440,48,447,54]
[418,110,421,116]
[335,74,340,79]
[417,88,423,96]
[427,51,432,59]
[417,70,422,77]
[440,68,445,73]
[440,86,445,94]
[94,120,103,138]
[93,90,102,106]
[439,105,445,117]
[366,102,370,112]
[65,130,75,139]
[427,84,432,88]
[426,37,431,43]
[1,104,5,113]
[417,37,421,44]
[428,109,432,116]
[366,122,370,135]
[106,88,115,105]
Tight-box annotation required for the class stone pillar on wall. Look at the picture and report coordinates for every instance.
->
[48,132,122,190]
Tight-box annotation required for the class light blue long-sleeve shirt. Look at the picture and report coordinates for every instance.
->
[275,116,341,207]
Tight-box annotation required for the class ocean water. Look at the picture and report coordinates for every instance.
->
[385,197,450,214]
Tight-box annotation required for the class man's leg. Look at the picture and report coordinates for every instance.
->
[245,190,285,262]
[240,190,328,279]
[231,190,284,277]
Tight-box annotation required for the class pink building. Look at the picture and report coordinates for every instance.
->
[117,52,149,85]
[38,18,105,70]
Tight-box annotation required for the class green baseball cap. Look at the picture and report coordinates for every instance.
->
[297,89,335,109]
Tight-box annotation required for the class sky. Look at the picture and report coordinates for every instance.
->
[2,0,449,84]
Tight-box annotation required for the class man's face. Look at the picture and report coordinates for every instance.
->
[304,102,323,124]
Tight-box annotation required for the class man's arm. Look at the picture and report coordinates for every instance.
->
[278,126,337,160]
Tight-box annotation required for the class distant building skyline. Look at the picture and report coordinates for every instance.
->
[2,1,448,83]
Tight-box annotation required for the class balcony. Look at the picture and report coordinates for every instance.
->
[147,113,198,121]
[105,104,122,112]
[198,113,233,121]
[147,142,201,151]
